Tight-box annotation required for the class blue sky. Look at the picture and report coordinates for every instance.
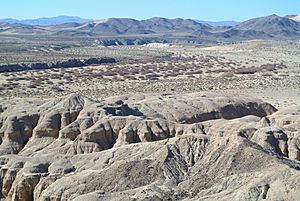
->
[1,0,300,21]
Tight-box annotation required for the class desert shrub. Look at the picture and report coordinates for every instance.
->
[129,76,138,80]
[46,80,54,85]
[30,79,44,85]
[278,73,289,77]
[50,74,63,79]
[27,85,37,88]
[260,64,276,71]
[112,76,124,81]
[172,68,182,72]
[145,73,160,78]
[278,62,287,69]
[123,75,133,79]
[187,75,196,79]
[51,86,64,92]
[211,69,227,73]
[2,82,18,90]
[8,82,19,87]
[166,73,180,77]
[2,73,10,77]
[261,72,273,77]
[234,67,258,74]
[186,70,203,75]
[272,77,281,80]
[14,77,29,81]
[118,70,130,76]
[103,72,118,76]
[63,75,72,79]
[5,78,15,82]
[90,73,103,79]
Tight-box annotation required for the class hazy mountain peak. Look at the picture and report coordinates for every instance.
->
[0,15,299,39]
[0,16,92,26]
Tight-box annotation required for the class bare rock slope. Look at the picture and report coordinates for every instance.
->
[0,93,300,201]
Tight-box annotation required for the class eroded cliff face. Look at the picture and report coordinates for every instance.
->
[0,93,299,201]
[0,57,116,73]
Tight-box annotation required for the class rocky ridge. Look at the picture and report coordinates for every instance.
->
[0,93,299,200]
[0,57,116,73]
[1,15,300,41]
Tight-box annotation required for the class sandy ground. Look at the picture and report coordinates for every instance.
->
[212,87,300,109]
[0,39,299,110]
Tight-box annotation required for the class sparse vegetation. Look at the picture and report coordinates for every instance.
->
[0,39,298,106]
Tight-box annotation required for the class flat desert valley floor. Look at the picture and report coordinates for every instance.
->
[1,39,299,109]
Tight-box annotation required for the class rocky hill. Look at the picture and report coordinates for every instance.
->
[0,93,299,200]
[0,23,47,35]
[233,14,300,37]
[1,15,299,41]
[52,17,212,36]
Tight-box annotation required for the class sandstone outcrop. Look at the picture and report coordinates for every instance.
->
[0,92,299,201]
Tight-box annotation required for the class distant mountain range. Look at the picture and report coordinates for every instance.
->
[0,15,299,43]
[0,16,241,27]
[195,20,239,27]
[0,16,240,27]
[0,16,92,26]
